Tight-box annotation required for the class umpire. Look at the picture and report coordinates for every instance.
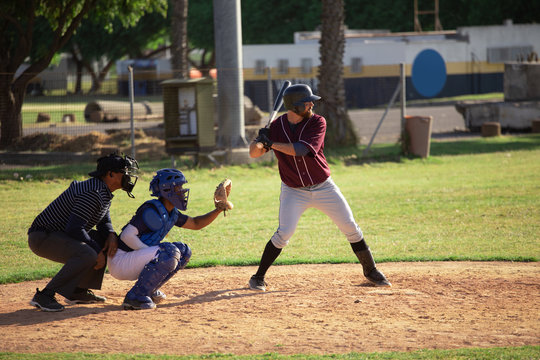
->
[27,153,139,311]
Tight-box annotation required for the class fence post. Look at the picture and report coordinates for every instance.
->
[400,62,406,135]
[267,66,272,112]
[128,65,135,159]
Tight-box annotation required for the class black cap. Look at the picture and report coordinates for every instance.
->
[89,153,131,178]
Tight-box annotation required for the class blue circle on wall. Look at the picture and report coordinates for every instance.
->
[411,49,447,98]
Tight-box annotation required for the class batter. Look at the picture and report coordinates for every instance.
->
[249,83,391,291]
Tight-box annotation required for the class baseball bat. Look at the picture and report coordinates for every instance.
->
[256,80,291,149]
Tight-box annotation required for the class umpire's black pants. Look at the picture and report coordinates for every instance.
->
[28,230,106,299]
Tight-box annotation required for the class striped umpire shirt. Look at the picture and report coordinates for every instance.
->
[29,177,114,252]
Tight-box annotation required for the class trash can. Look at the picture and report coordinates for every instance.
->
[531,119,540,133]
[404,115,433,158]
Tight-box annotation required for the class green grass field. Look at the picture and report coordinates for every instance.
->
[0,134,539,359]
[1,346,539,359]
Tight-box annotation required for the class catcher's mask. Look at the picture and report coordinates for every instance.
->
[89,153,139,198]
[150,168,189,210]
[283,84,321,115]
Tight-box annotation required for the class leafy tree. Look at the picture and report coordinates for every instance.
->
[344,0,540,32]
[344,0,412,32]
[186,0,215,74]
[0,0,166,148]
[241,2,321,44]
[65,11,168,94]
[438,0,540,29]
[318,0,357,146]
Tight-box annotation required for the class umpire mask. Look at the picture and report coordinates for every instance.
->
[91,153,139,198]
[120,156,139,198]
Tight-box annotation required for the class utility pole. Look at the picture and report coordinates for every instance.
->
[213,0,247,149]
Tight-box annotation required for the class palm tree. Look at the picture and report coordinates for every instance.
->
[170,0,189,79]
[318,0,357,146]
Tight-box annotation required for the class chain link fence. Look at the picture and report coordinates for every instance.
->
[2,68,270,164]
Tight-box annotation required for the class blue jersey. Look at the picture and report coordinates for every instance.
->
[118,199,188,252]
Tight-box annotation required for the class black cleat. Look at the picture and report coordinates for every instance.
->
[249,275,267,291]
[30,288,64,312]
[365,268,392,287]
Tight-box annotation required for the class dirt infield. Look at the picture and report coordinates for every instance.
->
[0,262,538,356]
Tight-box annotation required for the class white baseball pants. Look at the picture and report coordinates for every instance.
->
[108,246,159,280]
[270,177,364,248]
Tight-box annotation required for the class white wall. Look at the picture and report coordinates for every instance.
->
[243,23,540,70]
[243,44,320,68]
[458,23,540,62]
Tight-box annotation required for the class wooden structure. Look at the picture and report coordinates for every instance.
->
[161,78,215,155]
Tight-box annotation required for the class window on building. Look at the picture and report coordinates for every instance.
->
[487,46,533,63]
[255,60,266,75]
[301,58,312,74]
[277,59,289,74]
[351,57,363,73]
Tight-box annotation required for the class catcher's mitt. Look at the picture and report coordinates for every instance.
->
[214,178,233,216]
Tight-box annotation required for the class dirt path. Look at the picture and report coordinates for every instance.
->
[0,262,538,356]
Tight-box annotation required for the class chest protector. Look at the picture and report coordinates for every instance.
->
[139,199,179,247]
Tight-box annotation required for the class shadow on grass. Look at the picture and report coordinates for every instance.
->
[0,158,178,181]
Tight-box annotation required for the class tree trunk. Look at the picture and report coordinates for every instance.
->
[93,60,114,94]
[199,49,215,77]
[74,60,84,94]
[84,58,114,94]
[170,0,189,79]
[0,74,24,148]
[69,46,84,94]
[318,0,357,146]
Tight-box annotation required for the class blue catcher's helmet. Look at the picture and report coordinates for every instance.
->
[149,169,189,210]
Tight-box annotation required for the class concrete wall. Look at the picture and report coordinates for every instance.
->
[504,62,540,101]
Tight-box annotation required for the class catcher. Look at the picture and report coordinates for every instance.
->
[107,168,233,310]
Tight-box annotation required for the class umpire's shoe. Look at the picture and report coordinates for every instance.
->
[249,275,267,291]
[30,288,64,312]
[66,288,106,304]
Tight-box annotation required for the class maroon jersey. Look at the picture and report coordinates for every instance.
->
[269,113,331,188]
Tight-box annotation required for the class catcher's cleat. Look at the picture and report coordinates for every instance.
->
[122,295,156,310]
[30,288,64,312]
[66,289,106,304]
[151,290,166,304]
[365,268,392,287]
[249,275,267,291]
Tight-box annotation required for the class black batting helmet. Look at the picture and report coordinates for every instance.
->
[283,84,321,114]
